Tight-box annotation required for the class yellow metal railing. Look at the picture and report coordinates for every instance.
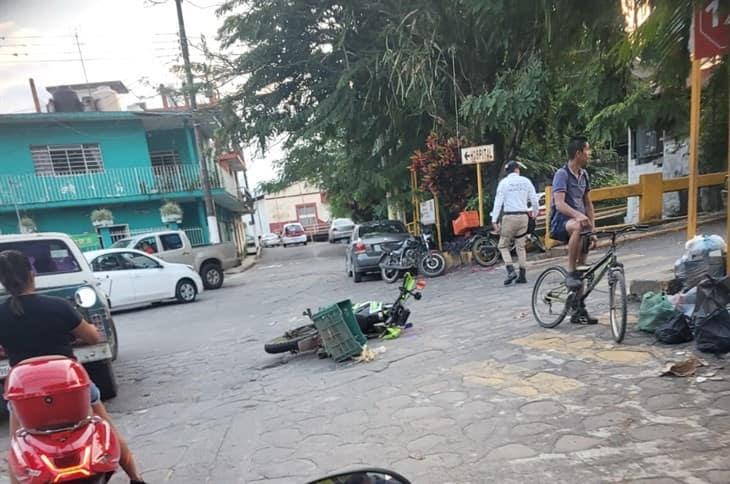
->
[544,170,727,249]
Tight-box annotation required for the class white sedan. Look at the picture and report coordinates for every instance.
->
[85,248,204,311]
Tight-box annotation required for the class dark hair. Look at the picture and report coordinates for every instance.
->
[0,250,34,316]
[567,136,588,160]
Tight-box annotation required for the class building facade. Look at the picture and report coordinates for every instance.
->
[248,182,330,239]
[0,111,252,252]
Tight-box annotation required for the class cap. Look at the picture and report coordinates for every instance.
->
[505,160,524,172]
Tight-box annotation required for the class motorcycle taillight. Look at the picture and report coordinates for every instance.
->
[40,446,91,482]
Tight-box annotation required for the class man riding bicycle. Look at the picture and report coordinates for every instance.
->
[549,135,597,325]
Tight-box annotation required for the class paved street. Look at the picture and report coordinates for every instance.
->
[2,234,729,483]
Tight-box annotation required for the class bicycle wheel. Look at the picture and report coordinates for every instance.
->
[532,266,570,328]
[472,237,500,267]
[609,269,628,343]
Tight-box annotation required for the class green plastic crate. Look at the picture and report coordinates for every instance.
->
[312,304,363,362]
[336,299,367,346]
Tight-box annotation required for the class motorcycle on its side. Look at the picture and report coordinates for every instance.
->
[378,229,446,283]
[264,273,426,355]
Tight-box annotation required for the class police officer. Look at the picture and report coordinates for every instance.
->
[490,161,539,285]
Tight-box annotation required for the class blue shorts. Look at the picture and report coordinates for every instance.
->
[550,213,570,243]
[7,382,101,412]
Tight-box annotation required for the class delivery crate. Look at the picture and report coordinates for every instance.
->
[452,211,480,236]
[336,299,367,346]
[311,304,363,362]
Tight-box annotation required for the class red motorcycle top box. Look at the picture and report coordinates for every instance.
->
[4,356,92,431]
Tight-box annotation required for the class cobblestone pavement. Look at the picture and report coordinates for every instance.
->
[1,230,728,483]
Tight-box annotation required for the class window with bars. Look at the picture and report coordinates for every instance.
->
[31,144,104,176]
[150,150,181,167]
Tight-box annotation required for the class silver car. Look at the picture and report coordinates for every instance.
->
[329,218,355,243]
[345,220,410,283]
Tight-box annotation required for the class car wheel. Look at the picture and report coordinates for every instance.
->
[353,271,363,283]
[346,257,353,277]
[176,278,198,303]
[85,359,118,400]
[201,263,224,290]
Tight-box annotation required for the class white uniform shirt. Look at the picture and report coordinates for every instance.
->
[490,173,539,223]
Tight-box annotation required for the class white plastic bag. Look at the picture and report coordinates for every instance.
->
[685,235,727,258]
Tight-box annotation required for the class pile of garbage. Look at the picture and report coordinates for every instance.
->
[638,234,729,354]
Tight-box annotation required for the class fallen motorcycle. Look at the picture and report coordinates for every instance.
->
[264,273,425,354]
[379,229,446,283]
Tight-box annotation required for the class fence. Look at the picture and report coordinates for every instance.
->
[544,170,727,247]
[0,165,225,207]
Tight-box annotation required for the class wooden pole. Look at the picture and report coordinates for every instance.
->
[687,57,702,240]
[476,162,484,226]
[434,194,443,252]
[544,186,554,249]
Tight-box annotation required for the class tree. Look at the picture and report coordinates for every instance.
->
[213,0,634,223]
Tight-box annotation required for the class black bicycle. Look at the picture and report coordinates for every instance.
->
[531,225,647,343]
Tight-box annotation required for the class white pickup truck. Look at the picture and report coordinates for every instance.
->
[111,230,240,289]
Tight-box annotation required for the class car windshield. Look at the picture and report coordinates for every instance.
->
[358,222,406,237]
[285,225,303,234]
[111,238,133,248]
[0,239,82,286]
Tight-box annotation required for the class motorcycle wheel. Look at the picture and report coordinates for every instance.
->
[419,252,446,277]
[264,324,319,354]
[472,237,500,267]
[381,267,400,284]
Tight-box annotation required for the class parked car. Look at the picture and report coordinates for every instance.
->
[281,223,308,247]
[245,235,258,255]
[329,218,355,243]
[85,248,204,311]
[0,233,119,399]
[111,230,239,290]
[260,232,281,247]
[345,220,411,283]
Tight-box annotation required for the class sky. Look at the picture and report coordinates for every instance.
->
[0,0,278,188]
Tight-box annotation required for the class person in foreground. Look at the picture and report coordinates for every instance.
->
[490,160,539,285]
[549,136,598,325]
[0,250,146,484]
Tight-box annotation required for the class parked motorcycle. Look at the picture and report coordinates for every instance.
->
[379,230,446,283]
[4,356,121,483]
[469,224,546,267]
[264,273,425,354]
[307,468,412,484]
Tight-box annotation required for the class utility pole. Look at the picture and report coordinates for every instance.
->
[175,0,220,243]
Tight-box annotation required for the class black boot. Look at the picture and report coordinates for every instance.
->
[504,265,518,285]
[516,268,527,284]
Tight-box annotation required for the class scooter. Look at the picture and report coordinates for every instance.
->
[264,273,425,354]
[4,356,121,483]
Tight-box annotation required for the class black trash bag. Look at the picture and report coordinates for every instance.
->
[693,276,730,354]
[655,313,693,344]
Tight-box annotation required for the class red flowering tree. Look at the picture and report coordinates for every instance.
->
[410,133,476,219]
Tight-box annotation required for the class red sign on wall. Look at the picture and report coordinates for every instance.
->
[693,0,730,59]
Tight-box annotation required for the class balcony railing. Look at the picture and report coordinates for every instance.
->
[0,165,223,206]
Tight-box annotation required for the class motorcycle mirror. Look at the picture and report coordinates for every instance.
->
[413,292,422,300]
[307,469,412,484]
